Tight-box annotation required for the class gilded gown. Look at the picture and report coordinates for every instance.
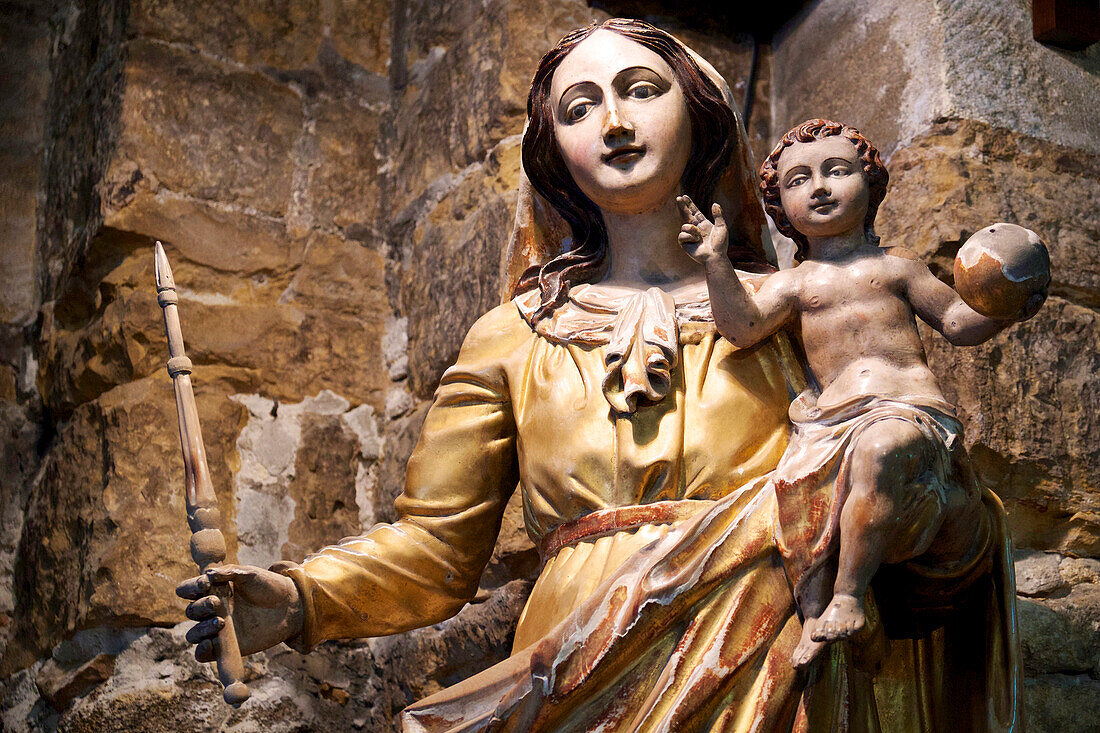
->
[272,283,1020,732]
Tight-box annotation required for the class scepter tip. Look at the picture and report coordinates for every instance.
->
[154,241,175,292]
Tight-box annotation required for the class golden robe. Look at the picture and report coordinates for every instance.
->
[274,286,1020,732]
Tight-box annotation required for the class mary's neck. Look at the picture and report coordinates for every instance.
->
[599,196,704,289]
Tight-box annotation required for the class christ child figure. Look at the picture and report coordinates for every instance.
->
[677,119,1048,668]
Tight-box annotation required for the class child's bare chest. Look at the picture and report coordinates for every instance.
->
[795,260,905,315]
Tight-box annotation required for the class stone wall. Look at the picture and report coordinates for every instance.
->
[0,0,1096,730]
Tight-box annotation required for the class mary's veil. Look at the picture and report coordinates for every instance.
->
[498,36,776,303]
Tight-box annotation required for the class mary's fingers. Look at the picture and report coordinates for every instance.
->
[679,231,701,243]
[195,639,216,664]
[176,574,212,601]
[185,616,225,645]
[205,565,252,586]
[185,595,226,621]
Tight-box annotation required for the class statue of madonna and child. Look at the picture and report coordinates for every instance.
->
[171,17,1052,732]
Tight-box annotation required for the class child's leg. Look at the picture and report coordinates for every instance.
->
[813,419,936,643]
[791,565,834,669]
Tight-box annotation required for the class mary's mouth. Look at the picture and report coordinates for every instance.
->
[602,145,646,164]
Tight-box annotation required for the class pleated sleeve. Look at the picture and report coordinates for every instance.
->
[274,303,527,648]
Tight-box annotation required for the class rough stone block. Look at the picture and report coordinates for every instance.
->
[879,121,1100,309]
[305,97,386,235]
[118,39,302,217]
[1015,550,1067,597]
[4,371,251,671]
[1024,674,1100,733]
[920,295,1100,555]
[397,138,520,398]
[772,0,950,156]
[35,654,115,712]
[130,0,327,69]
[388,0,606,213]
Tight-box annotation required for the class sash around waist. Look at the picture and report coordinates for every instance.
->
[538,499,715,562]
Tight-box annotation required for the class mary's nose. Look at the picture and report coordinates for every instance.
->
[602,101,634,141]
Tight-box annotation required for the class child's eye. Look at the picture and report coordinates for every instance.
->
[627,82,659,100]
[828,166,851,177]
[787,175,808,187]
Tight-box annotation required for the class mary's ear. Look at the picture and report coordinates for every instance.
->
[498,130,572,303]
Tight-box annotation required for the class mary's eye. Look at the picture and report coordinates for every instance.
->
[627,82,659,100]
[566,102,593,122]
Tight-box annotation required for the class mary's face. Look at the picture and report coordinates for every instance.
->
[550,30,692,215]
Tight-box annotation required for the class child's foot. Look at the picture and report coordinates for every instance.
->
[811,594,866,642]
[791,616,826,669]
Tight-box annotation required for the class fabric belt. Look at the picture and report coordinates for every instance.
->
[539,499,713,562]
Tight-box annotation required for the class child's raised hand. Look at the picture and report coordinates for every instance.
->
[677,195,727,266]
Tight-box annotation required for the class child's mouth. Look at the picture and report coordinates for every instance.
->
[811,201,837,213]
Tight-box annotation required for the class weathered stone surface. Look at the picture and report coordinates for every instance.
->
[0,10,50,327]
[772,0,950,156]
[35,653,115,711]
[2,575,530,732]
[389,0,606,214]
[3,371,251,671]
[772,0,1100,157]
[1018,583,1100,676]
[105,192,305,275]
[329,0,392,77]
[117,39,302,217]
[1060,556,1100,586]
[1024,674,1100,733]
[36,0,129,308]
[0,400,39,659]
[306,96,386,235]
[38,222,388,413]
[920,296,1100,555]
[936,0,1100,156]
[1015,550,1066,597]
[231,391,382,568]
[879,120,1100,308]
[398,138,521,398]
[130,0,327,69]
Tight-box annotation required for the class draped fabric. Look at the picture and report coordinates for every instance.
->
[273,295,1020,732]
[772,393,974,611]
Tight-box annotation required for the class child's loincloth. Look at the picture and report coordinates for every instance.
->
[772,392,981,618]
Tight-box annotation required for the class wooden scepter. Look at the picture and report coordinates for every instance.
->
[155,242,250,706]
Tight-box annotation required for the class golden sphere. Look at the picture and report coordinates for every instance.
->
[954,223,1051,320]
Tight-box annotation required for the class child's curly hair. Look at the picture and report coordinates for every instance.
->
[759,119,888,261]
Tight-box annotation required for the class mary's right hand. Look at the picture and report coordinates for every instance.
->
[176,565,304,661]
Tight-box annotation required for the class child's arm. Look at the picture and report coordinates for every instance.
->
[903,257,1038,345]
[678,196,797,348]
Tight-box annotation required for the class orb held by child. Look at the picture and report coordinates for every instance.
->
[954,223,1051,320]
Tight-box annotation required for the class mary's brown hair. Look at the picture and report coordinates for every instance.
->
[759,119,888,262]
[516,18,738,322]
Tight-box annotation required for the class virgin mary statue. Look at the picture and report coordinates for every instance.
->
[179,19,1021,732]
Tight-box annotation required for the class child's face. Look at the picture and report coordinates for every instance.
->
[776,136,870,241]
